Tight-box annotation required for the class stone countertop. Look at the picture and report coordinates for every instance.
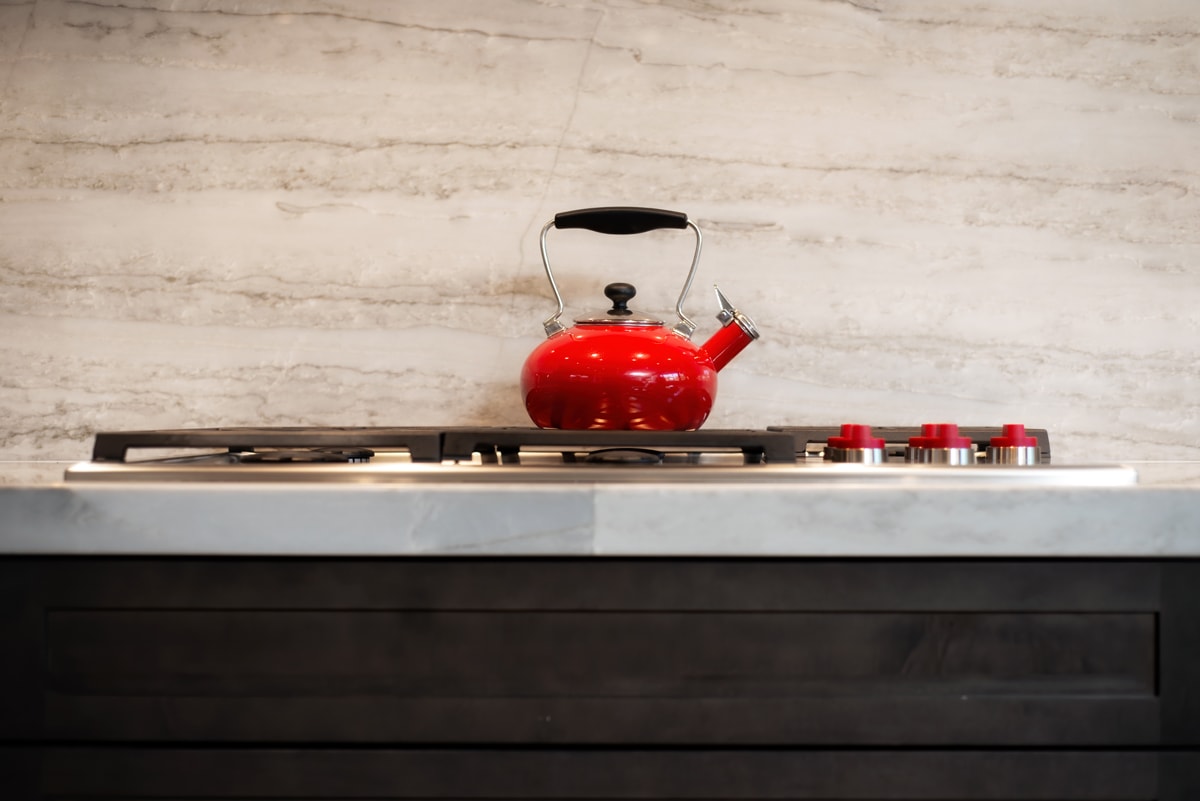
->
[1,461,1198,557]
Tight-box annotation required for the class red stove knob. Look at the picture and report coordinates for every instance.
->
[825,424,886,464]
[989,423,1037,447]
[986,423,1041,465]
[906,423,974,465]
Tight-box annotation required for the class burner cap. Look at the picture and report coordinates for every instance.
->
[582,447,666,465]
[231,448,375,464]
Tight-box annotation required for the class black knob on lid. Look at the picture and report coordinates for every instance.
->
[573,282,660,326]
[605,282,636,316]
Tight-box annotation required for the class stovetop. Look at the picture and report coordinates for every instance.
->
[62,425,1138,486]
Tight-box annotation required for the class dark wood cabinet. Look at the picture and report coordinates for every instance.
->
[2,558,1198,799]
[5,748,1198,799]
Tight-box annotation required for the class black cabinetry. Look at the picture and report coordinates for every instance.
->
[2,558,1198,798]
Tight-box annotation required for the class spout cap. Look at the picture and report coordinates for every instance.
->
[713,285,760,339]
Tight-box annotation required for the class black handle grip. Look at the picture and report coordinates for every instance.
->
[554,207,688,235]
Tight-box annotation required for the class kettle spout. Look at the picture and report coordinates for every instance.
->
[700,286,760,372]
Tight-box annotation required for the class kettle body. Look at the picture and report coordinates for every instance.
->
[521,323,718,431]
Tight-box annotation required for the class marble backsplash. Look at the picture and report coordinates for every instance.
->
[1,0,1197,463]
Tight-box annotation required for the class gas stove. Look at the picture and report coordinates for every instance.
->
[63,424,1136,486]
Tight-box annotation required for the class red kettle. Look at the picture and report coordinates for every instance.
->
[520,207,760,431]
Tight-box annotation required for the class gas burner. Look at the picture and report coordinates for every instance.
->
[153,449,376,466]
[579,448,667,465]
[228,448,376,464]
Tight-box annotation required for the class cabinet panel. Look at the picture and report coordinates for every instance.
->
[1,748,1163,800]
[48,609,1154,697]
[1,559,1195,747]
[8,559,1164,611]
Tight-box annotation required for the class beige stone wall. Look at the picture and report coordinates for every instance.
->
[2,0,1197,462]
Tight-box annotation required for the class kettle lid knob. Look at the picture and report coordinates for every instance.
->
[604,282,636,316]
[573,282,663,327]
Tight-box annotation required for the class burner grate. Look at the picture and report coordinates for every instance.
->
[91,427,445,463]
[440,428,797,464]
[88,426,800,466]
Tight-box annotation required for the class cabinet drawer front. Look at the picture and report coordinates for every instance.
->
[48,609,1155,697]
[41,608,1157,744]
[3,748,1164,800]
[3,559,1191,746]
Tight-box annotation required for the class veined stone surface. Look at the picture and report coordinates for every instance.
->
[1,0,1197,462]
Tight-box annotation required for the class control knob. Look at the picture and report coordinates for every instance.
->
[825,424,886,464]
[985,423,1041,465]
[906,423,974,465]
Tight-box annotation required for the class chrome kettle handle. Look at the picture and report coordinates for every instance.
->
[538,207,703,338]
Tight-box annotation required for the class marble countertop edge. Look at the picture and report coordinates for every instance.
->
[1,470,1198,556]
